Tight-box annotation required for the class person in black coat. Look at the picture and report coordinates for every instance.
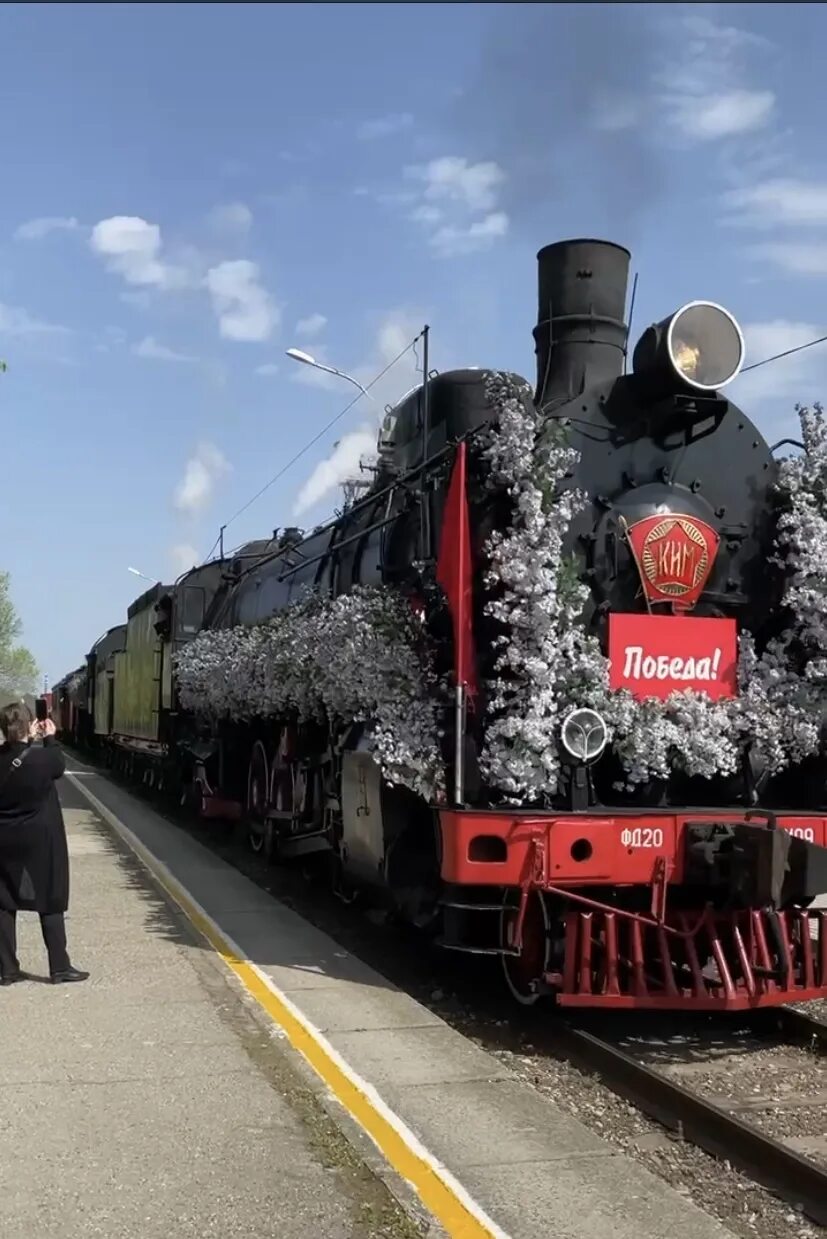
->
[0,701,88,985]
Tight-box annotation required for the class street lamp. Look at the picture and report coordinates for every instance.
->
[285,347,376,404]
[127,566,155,583]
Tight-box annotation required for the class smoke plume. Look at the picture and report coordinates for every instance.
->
[449,5,665,241]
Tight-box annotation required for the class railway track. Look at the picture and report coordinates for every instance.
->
[551,1008,827,1227]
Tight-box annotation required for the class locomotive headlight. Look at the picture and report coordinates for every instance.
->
[560,708,608,764]
[633,301,745,393]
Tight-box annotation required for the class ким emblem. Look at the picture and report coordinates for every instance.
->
[625,514,720,611]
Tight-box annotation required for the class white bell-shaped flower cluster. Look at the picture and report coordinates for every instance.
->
[174,586,443,800]
[172,391,827,807]
[478,371,608,800]
[733,402,827,773]
[477,380,827,799]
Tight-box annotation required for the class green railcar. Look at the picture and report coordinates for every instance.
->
[89,624,127,738]
[112,585,170,743]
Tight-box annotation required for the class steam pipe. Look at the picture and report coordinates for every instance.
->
[420,325,431,560]
[534,238,631,407]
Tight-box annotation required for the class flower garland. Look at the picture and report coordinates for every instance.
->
[174,585,444,800]
[174,380,827,806]
[734,402,827,774]
[477,371,609,799]
[477,377,827,799]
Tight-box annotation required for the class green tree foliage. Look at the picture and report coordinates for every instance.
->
[0,572,39,702]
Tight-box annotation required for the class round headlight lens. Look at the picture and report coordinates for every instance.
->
[666,301,744,391]
[560,708,609,763]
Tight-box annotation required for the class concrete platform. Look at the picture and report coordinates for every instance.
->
[40,763,738,1239]
[1,788,426,1239]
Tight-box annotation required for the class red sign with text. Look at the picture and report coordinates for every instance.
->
[608,613,737,701]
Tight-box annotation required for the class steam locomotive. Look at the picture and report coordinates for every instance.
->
[54,239,827,1012]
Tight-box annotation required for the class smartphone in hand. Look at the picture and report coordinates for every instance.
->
[35,697,49,723]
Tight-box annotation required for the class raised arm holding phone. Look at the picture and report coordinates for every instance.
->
[0,701,88,985]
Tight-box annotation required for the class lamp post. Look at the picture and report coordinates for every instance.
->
[127,566,155,583]
[285,348,376,404]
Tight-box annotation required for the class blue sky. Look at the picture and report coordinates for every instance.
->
[2,2,827,684]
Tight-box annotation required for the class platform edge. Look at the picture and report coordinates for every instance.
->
[65,772,510,1239]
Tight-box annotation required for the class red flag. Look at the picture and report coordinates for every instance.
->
[436,441,477,700]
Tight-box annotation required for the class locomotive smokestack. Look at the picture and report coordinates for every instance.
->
[534,239,631,407]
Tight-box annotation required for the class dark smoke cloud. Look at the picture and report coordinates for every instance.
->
[450,3,666,242]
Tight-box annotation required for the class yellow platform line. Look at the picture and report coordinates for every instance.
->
[66,772,508,1239]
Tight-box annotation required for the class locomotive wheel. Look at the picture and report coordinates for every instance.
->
[246,740,271,856]
[500,891,551,1006]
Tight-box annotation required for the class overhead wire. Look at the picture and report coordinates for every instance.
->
[202,329,425,563]
[741,332,827,373]
[201,327,827,564]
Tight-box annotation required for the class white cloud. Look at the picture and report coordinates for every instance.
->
[208,201,253,232]
[655,14,775,145]
[173,441,230,514]
[431,211,509,257]
[589,21,770,141]
[409,204,442,225]
[288,310,423,399]
[255,362,279,377]
[406,156,505,212]
[295,312,327,338]
[402,156,509,257]
[133,335,198,363]
[722,179,827,230]
[292,310,426,512]
[0,303,70,338]
[746,242,827,277]
[94,325,128,354]
[294,427,377,515]
[90,215,190,289]
[720,178,827,282]
[673,89,774,141]
[205,260,278,342]
[590,96,642,133]
[357,112,414,141]
[120,289,153,310]
[353,310,425,407]
[728,321,827,423]
[170,544,201,575]
[14,216,80,241]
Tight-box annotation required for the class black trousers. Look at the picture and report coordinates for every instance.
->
[0,909,71,977]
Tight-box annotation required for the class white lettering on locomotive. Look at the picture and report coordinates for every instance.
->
[622,824,816,849]
[620,645,723,682]
[785,826,815,842]
[621,826,665,849]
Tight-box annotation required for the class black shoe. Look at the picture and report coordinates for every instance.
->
[51,967,89,984]
[0,970,26,986]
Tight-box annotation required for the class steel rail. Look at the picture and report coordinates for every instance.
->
[553,1020,827,1227]
[759,1005,827,1055]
